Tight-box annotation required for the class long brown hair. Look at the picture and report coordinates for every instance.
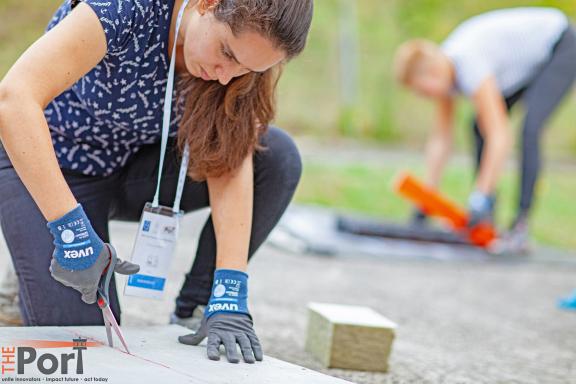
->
[176,0,314,180]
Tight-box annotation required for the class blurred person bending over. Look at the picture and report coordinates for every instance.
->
[393,7,576,253]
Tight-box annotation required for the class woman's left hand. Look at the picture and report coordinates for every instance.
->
[179,312,263,363]
[178,269,263,363]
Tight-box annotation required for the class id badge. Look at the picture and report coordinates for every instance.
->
[124,202,183,299]
[124,0,190,300]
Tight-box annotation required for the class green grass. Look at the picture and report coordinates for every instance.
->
[1,1,575,249]
[0,0,59,77]
[295,159,576,250]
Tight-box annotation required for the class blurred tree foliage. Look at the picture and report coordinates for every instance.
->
[276,0,576,157]
[1,0,575,157]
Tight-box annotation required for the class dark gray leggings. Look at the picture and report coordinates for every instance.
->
[472,25,576,218]
[0,127,302,326]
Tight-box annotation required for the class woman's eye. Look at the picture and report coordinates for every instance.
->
[221,47,233,60]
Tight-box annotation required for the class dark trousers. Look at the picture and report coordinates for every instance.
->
[472,25,576,219]
[0,127,302,326]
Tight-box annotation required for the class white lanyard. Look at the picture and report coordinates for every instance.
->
[151,0,190,214]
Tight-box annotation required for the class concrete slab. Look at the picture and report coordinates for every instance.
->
[0,325,354,384]
[250,247,576,384]
[3,207,576,383]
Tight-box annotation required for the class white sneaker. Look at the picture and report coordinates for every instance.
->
[490,215,531,256]
[169,305,205,332]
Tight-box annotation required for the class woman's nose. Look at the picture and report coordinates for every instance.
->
[214,64,234,86]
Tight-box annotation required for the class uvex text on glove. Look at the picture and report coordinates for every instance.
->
[205,269,250,317]
[46,203,103,271]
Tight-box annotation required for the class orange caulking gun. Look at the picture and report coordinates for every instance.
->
[393,172,498,248]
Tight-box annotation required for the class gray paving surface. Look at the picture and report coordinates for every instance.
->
[1,209,576,384]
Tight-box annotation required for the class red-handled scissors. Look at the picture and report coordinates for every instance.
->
[97,244,130,354]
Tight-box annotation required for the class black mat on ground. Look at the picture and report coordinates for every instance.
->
[336,215,473,247]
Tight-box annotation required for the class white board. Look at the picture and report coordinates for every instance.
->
[0,325,354,384]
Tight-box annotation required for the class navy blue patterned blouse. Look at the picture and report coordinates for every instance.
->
[44,0,185,176]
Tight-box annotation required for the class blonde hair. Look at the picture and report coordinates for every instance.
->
[393,39,442,85]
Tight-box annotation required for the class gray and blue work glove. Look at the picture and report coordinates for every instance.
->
[178,269,263,364]
[47,203,139,304]
[467,190,496,228]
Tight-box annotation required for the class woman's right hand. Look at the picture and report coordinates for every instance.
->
[47,203,139,304]
[0,3,127,303]
[50,243,140,304]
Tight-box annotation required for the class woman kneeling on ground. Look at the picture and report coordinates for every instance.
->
[0,0,313,364]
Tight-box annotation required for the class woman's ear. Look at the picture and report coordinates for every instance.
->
[197,0,220,15]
